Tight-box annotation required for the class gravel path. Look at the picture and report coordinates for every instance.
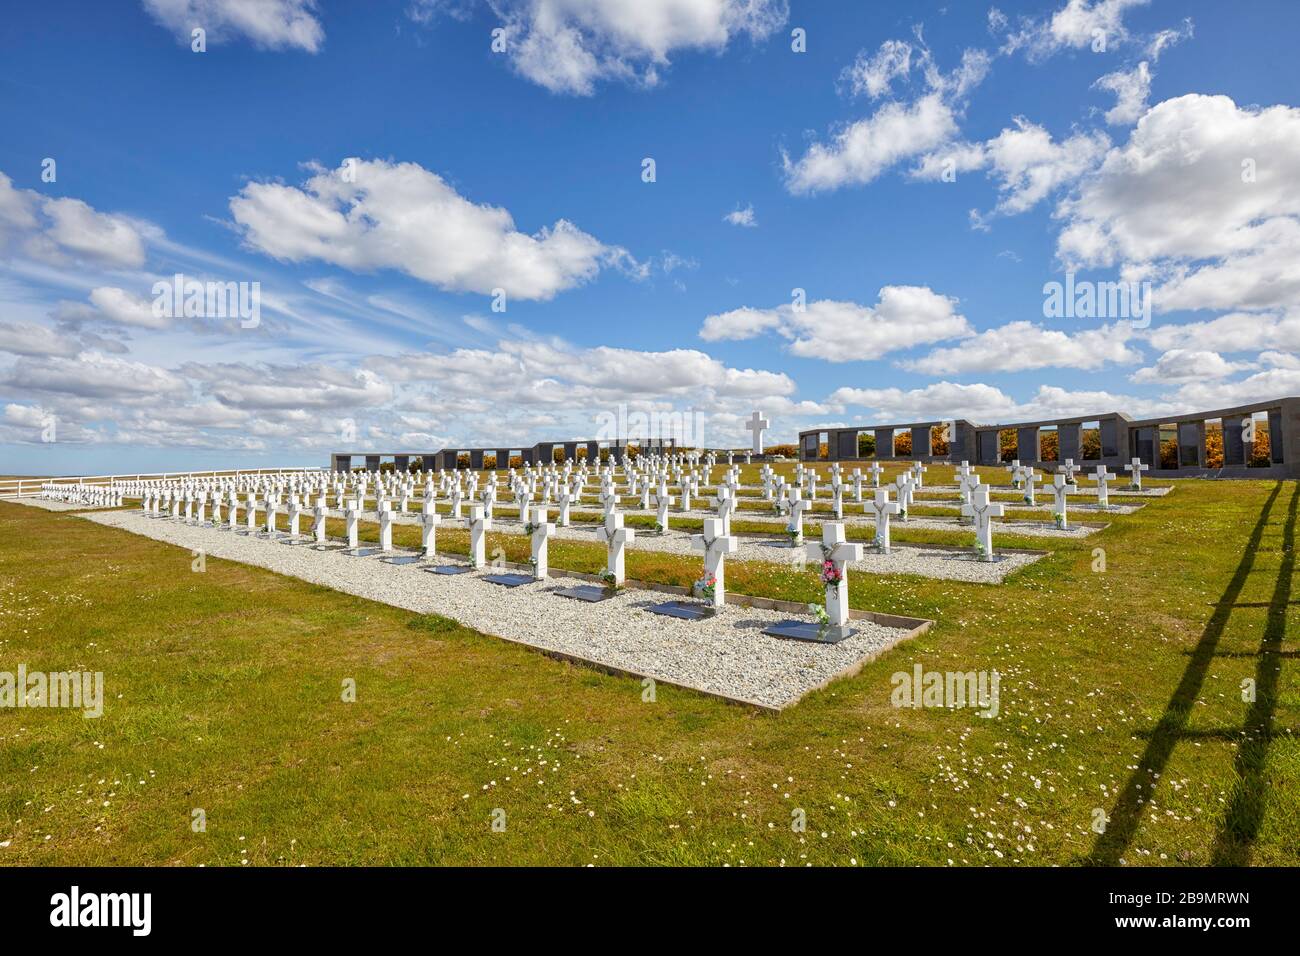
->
[81,510,918,710]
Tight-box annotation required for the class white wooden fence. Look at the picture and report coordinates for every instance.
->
[0,467,324,499]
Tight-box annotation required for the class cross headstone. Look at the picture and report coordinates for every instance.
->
[528,505,555,580]
[690,517,739,609]
[961,484,1005,561]
[421,496,442,555]
[746,410,769,454]
[806,522,863,640]
[596,512,635,585]
[1093,464,1117,508]
[1124,456,1149,490]
[787,488,809,545]
[865,487,900,553]
[1050,474,1072,530]
[466,502,492,569]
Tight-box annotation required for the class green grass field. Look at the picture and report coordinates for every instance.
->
[1,471,1296,866]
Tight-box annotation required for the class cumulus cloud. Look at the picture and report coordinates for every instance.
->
[142,0,324,52]
[230,158,633,301]
[997,0,1151,61]
[827,380,1173,423]
[1094,61,1151,126]
[902,320,1142,374]
[486,0,788,95]
[0,171,148,269]
[958,118,1110,216]
[0,322,81,358]
[1056,95,1300,313]
[784,40,988,194]
[1130,348,1253,384]
[700,286,972,361]
[723,203,756,227]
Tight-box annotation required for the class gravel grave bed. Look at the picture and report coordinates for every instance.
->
[81,510,918,709]
[374,507,1047,579]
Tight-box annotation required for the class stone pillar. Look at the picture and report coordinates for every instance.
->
[1059,423,1082,462]
[365,455,380,472]
[874,428,894,461]
[1016,427,1039,464]
[911,426,929,460]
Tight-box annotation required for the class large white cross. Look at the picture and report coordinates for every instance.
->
[1124,456,1150,490]
[345,498,360,549]
[806,521,863,633]
[529,504,556,580]
[466,502,492,568]
[1021,468,1041,506]
[961,484,1005,561]
[746,410,770,454]
[421,496,442,555]
[1093,464,1117,508]
[865,487,900,552]
[313,495,329,543]
[378,501,394,551]
[1050,474,1072,529]
[690,517,739,609]
[596,511,636,584]
[712,485,735,535]
[787,488,809,544]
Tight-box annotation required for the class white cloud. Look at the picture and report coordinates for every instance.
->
[487,0,788,95]
[0,172,148,269]
[903,320,1142,374]
[1130,348,1252,383]
[0,322,80,358]
[230,158,632,301]
[1056,95,1300,313]
[1094,61,1151,126]
[827,380,1173,423]
[784,94,958,194]
[1144,311,1300,354]
[982,119,1110,215]
[0,351,189,400]
[723,203,756,227]
[142,0,324,52]
[784,38,989,195]
[999,0,1151,61]
[701,286,972,361]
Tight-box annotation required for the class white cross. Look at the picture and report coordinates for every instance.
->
[596,511,636,584]
[1050,474,1072,529]
[557,486,572,527]
[655,488,674,532]
[690,517,739,608]
[867,462,884,487]
[894,473,915,518]
[1124,456,1150,490]
[421,496,442,555]
[308,496,326,543]
[961,484,1005,561]
[911,461,927,489]
[529,505,556,580]
[806,521,863,632]
[1092,464,1117,508]
[787,488,809,544]
[1005,459,1022,487]
[712,485,736,535]
[1021,468,1041,506]
[378,501,394,551]
[747,410,770,454]
[344,498,360,549]
[865,487,901,552]
[466,502,492,568]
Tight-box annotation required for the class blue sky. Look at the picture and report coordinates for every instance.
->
[2,0,1300,473]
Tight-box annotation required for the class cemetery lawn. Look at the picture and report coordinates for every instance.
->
[1,477,1297,866]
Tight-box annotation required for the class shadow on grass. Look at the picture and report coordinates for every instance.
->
[1087,481,1291,866]
[1210,482,1297,865]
